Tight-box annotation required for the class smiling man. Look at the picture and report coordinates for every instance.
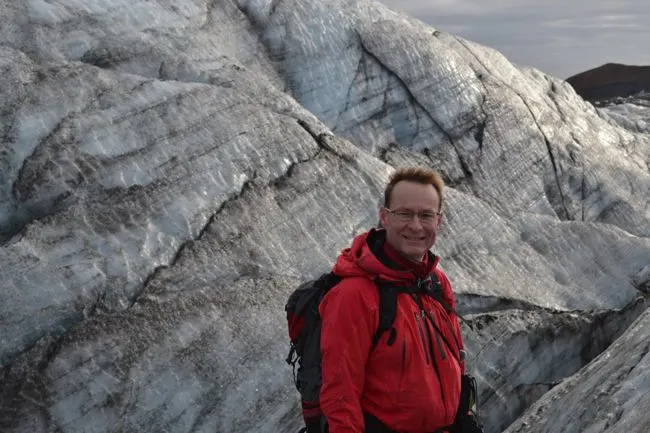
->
[318,167,482,433]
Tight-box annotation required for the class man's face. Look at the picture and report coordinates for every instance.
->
[379,181,442,263]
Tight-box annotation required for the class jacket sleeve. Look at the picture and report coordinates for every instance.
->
[318,280,376,433]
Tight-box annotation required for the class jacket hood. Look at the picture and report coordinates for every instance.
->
[332,228,440,283]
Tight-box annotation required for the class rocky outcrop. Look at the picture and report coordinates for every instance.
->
[0,1,649,433]
[566,63,650,102]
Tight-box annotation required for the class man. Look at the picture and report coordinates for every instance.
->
[318,166,475,433]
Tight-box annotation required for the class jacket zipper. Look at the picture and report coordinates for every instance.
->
[414,312,431,365]
[420,306,446,414]
[427,309,447,360]
[413,291,449,417]
[420,309,439,365]
[423,306,461,363]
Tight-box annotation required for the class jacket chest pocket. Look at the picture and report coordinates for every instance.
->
[407,297,460,366]
[423,304,460,364]
[413,310,434,365]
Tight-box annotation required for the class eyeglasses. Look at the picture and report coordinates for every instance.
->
[384,208,442,223]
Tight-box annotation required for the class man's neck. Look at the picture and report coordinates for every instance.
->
[382,240,429,276]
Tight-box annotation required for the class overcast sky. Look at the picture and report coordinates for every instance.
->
[379,0,650,79]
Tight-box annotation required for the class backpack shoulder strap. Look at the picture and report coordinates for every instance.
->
[370,274,463,352]
[422,272,450,311]
[286,272,342,326]
[371,283,400,350]
[423,272,473,330]
[421,272,468,363]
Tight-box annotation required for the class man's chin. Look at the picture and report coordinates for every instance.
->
[401,247,426,262]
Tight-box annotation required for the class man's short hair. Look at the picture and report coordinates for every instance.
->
[383,166,445,210]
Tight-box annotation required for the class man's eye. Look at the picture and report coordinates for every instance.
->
[396,211,412,218]
[420,213,437,220]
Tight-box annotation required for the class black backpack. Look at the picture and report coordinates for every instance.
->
[285,272,455,432]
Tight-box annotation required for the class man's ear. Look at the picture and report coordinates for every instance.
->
[436,211,444,229]
[378,206,389,228]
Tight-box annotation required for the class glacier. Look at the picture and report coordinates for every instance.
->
[0,0,648,432]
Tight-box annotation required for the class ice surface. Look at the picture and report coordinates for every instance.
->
[504,309,650,433]
[0,1,648,433]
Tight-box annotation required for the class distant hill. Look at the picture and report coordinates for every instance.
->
[566,63,650,102]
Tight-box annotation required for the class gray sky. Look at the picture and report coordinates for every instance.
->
[379,0,650,79]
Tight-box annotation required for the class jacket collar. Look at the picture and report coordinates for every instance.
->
[333,228,438,283]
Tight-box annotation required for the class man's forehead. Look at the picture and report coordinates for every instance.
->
[390,182,440,206]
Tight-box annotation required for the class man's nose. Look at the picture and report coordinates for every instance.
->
[407,214,424,229]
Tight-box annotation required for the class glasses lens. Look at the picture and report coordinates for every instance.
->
[389,209,439,223]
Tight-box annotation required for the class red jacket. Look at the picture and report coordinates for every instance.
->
[319,229,465,433]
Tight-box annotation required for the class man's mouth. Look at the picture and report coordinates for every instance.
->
[403,235,426,242]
